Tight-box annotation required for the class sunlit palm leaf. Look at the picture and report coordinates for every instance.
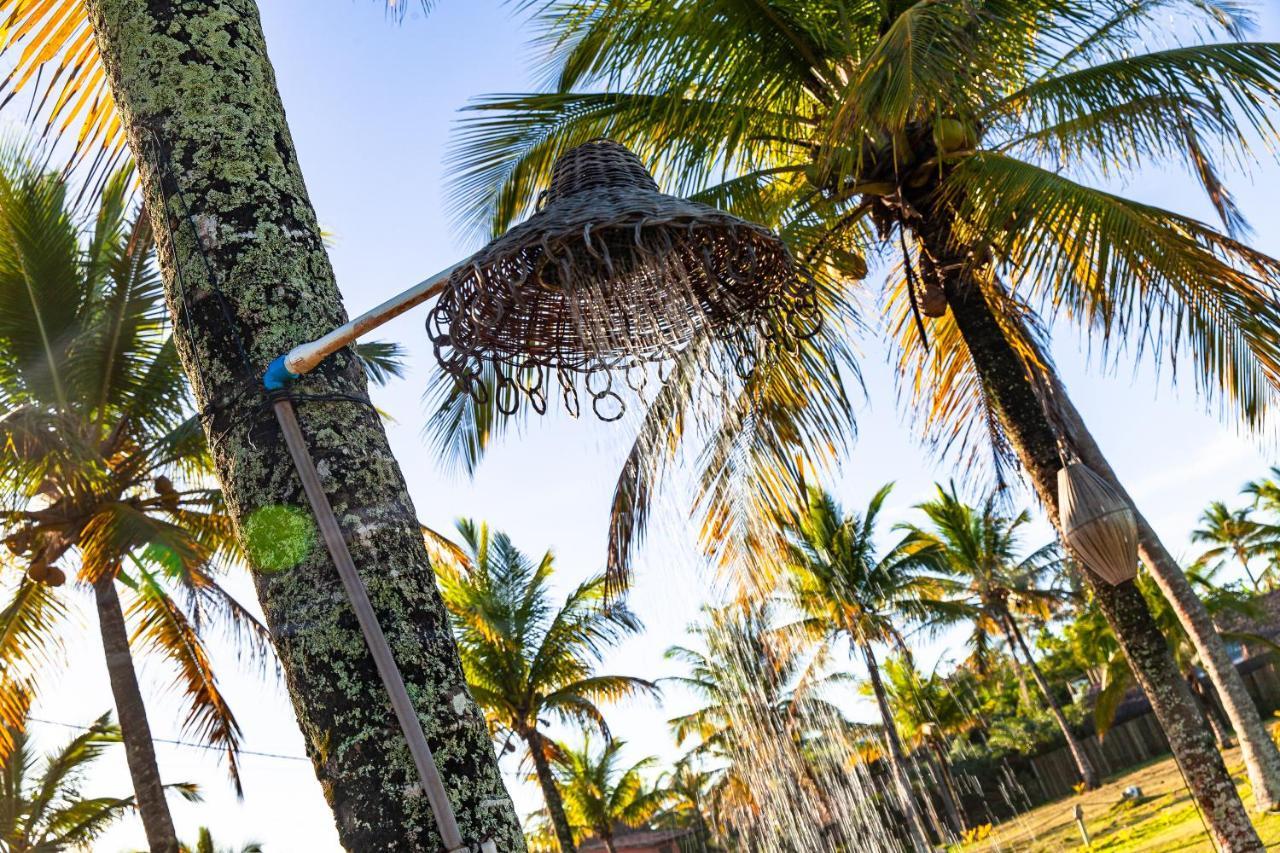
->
[125,563,243,796]
[947,153,1280,427]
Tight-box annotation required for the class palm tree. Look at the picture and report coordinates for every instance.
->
[1194,501,1274,590]
[879,654,970,835]
[179,827,264,853]
[906,484,1098,791]
[445,3,1280,839]
[666,601,874,849]
[0,156,279,852]
[553,737,667,853]
[652,758,719,852]
[435,520,656,853]
[665,604,788,837]
[79,2,531,842]
[0,711,200,851]
[779,484,951,847]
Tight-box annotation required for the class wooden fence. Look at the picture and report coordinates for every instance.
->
[1012,654,1280,804]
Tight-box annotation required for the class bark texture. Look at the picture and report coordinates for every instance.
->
[1044,378,1280,811]
[940,273,1263,851]
[1003,611,1099,789]
[861,643,934,851]
[82,2,524,849]
[95,577,179,853]
[526,730,577,853]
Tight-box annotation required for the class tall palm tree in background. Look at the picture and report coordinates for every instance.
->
[652,759,719,851]
[665,601,869,849]
[445,2,1280,839]
[779,484,949,847]
[879,654,973,834]
[0,711,195,851]
[552,737,667,853]
[178,827,264,853]
[435,520,656,853]
[907,484,1097,790]
[0,158,276,852]
[1194,501,1274,590]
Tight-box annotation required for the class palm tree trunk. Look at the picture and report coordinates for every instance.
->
[93,577,179,853]
[860,642,934,851]
[1001,611,1099,790]
[889,632,964,836]
[909,750,951,843]
[525,730,577,853]
[82,3,525,850]
[1043,374,1280,811]
[1233,545,1262,591]
[928,739,967,833]
[938,264,1264,851]
[692,807,712,851]
[1190,673,1234,749]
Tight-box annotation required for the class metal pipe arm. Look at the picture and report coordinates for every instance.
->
[265,261,461,388]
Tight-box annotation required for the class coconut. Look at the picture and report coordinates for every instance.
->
[935,118,976,153]
[44,566,66,588]
[921,282,948,318]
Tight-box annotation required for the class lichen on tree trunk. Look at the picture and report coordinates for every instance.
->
[81,1,525,849]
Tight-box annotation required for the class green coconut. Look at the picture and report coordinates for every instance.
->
[934,118,977,153]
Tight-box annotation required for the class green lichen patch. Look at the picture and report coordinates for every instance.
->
[243,504,316,573]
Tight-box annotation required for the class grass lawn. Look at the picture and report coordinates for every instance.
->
[954,734,1280,851]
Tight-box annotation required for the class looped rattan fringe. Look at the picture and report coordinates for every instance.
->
[426,139,821,420]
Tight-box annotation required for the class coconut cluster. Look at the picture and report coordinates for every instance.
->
[3,527,66,587]
[804,117,983,319]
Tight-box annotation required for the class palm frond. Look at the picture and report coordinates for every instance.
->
[449,89,809,241]
[993,42,1280,159]
[352,340,407,387]
[0,0,126,181]
[0,160,82,409]
[125,566,243,796]
[946,153,1280,429]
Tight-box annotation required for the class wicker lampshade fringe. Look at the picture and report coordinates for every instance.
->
[426,139,819,420]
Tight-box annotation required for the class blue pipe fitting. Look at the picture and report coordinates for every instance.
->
[263,354,300,390]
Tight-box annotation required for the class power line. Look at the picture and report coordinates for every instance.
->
[26,716,312,763]
[28,716,535,778]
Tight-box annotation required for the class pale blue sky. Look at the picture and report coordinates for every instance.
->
[20,2,1280,850]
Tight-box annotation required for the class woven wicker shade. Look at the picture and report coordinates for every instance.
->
[427,139,818,420]
[1058,462,1139,586]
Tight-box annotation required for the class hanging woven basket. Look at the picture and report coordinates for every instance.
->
[427,139,818,420]
[1058,462,1138,586]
